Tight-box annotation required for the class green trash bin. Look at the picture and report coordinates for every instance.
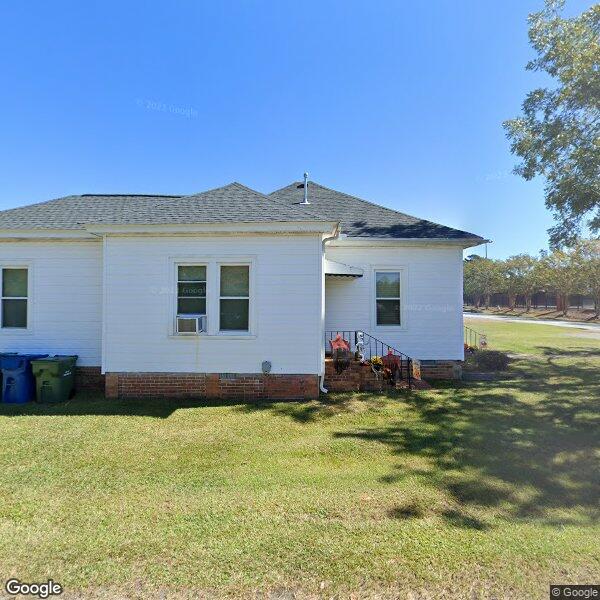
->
[31,355,78,403]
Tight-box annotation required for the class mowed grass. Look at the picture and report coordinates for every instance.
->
[464,316,600,355]
[0,321,598,599]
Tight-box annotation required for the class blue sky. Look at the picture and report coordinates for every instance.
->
[0,1,592,258]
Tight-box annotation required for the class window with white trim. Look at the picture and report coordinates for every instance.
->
[219,265,249,331]
[375,271,401,326]
[177,265,206,315]
[1,268,28,329]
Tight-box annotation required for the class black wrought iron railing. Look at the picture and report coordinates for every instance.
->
[324,330,413,388]
[464,325,483,348]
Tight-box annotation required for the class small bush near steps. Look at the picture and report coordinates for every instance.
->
[464,349,510,372]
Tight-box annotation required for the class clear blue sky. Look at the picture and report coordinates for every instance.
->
[0,1,592,258]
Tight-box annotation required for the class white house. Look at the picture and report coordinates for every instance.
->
[0,178,485,399]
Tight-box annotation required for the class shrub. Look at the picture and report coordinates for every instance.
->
[468,350,510,372]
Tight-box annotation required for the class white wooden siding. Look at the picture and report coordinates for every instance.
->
[0,236,464,373]
[325,245,464,360]
[103,234,323,374]
[0,241,102,365]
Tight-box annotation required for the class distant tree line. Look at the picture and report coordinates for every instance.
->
[464,239,600,316]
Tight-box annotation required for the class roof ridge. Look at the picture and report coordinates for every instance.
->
[264,182,336,221]
[229,181,330,222]
[300,180,429,222]
[274,180,472,233]
[0,194,81,215]
[228,181,274,198]
[80,193,182,198]
[0,193,183,216]
[269,182,301,196]
[180,182,243,199]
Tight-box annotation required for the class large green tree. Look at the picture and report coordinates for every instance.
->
[537,248,582,314]
[501,254,541,311]
[504,0,600,247]
[464,258,503,308]
[575,238,600,315]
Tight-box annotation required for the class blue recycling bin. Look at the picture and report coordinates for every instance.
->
[0,354,48,403]
[0,353,17,394]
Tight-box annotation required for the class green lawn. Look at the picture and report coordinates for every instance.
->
[0,321,598,599]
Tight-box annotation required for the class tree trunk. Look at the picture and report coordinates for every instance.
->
[485,293,491,309]
[525,295,532,312]
[508,294,516,310]
[556,294,568,316]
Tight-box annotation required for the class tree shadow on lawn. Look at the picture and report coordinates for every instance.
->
[536,345,600,359]
[0,394,252,419]
[0,389,390,421]
[237,393,389,423]
[335,351,600,529]
[2,349,597,532]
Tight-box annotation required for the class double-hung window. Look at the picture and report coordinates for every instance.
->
[1,268,28,329]
[375,270,401,326]
[173,262,251,335]
[177,266,207,315]
[219,265,249,332]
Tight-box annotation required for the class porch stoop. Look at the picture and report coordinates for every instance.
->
[324,358,388,393]
[324,358,458,392]
[323,330,462,393]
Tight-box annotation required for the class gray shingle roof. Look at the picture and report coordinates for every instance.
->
[270,181,484,241]
[0,179,485,242]
[0,183,328,230]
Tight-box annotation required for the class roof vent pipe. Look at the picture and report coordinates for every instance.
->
[301,172,310,205]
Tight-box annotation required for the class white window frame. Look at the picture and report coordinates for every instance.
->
[0,264,32,333]
[169,257,256,338]
[372,267,407,331]
[173,261,209,336]
[176,264,207,312]
[217,262,253,335]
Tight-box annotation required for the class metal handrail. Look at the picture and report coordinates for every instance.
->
[324,330,413,388]
[464,325,484,348]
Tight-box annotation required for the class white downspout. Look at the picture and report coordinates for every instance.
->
[319,376,329,395]
[320,225,340,394]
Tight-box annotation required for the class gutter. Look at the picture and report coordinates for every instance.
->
[319,224,341,394]
[329,236,491,249]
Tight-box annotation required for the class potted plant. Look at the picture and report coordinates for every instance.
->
[369,356,383,372]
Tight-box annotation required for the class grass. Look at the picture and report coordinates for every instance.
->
[0,321,598,599]
[464,316,600,355]
[464,304,599,324]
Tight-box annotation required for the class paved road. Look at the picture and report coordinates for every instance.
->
[464,312,600,332]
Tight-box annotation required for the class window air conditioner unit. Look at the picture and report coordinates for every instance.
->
[176,314,207,334]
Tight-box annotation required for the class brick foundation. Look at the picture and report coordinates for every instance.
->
[104,372,319,401]
[419,360,463,380]
[75,367,105,392]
